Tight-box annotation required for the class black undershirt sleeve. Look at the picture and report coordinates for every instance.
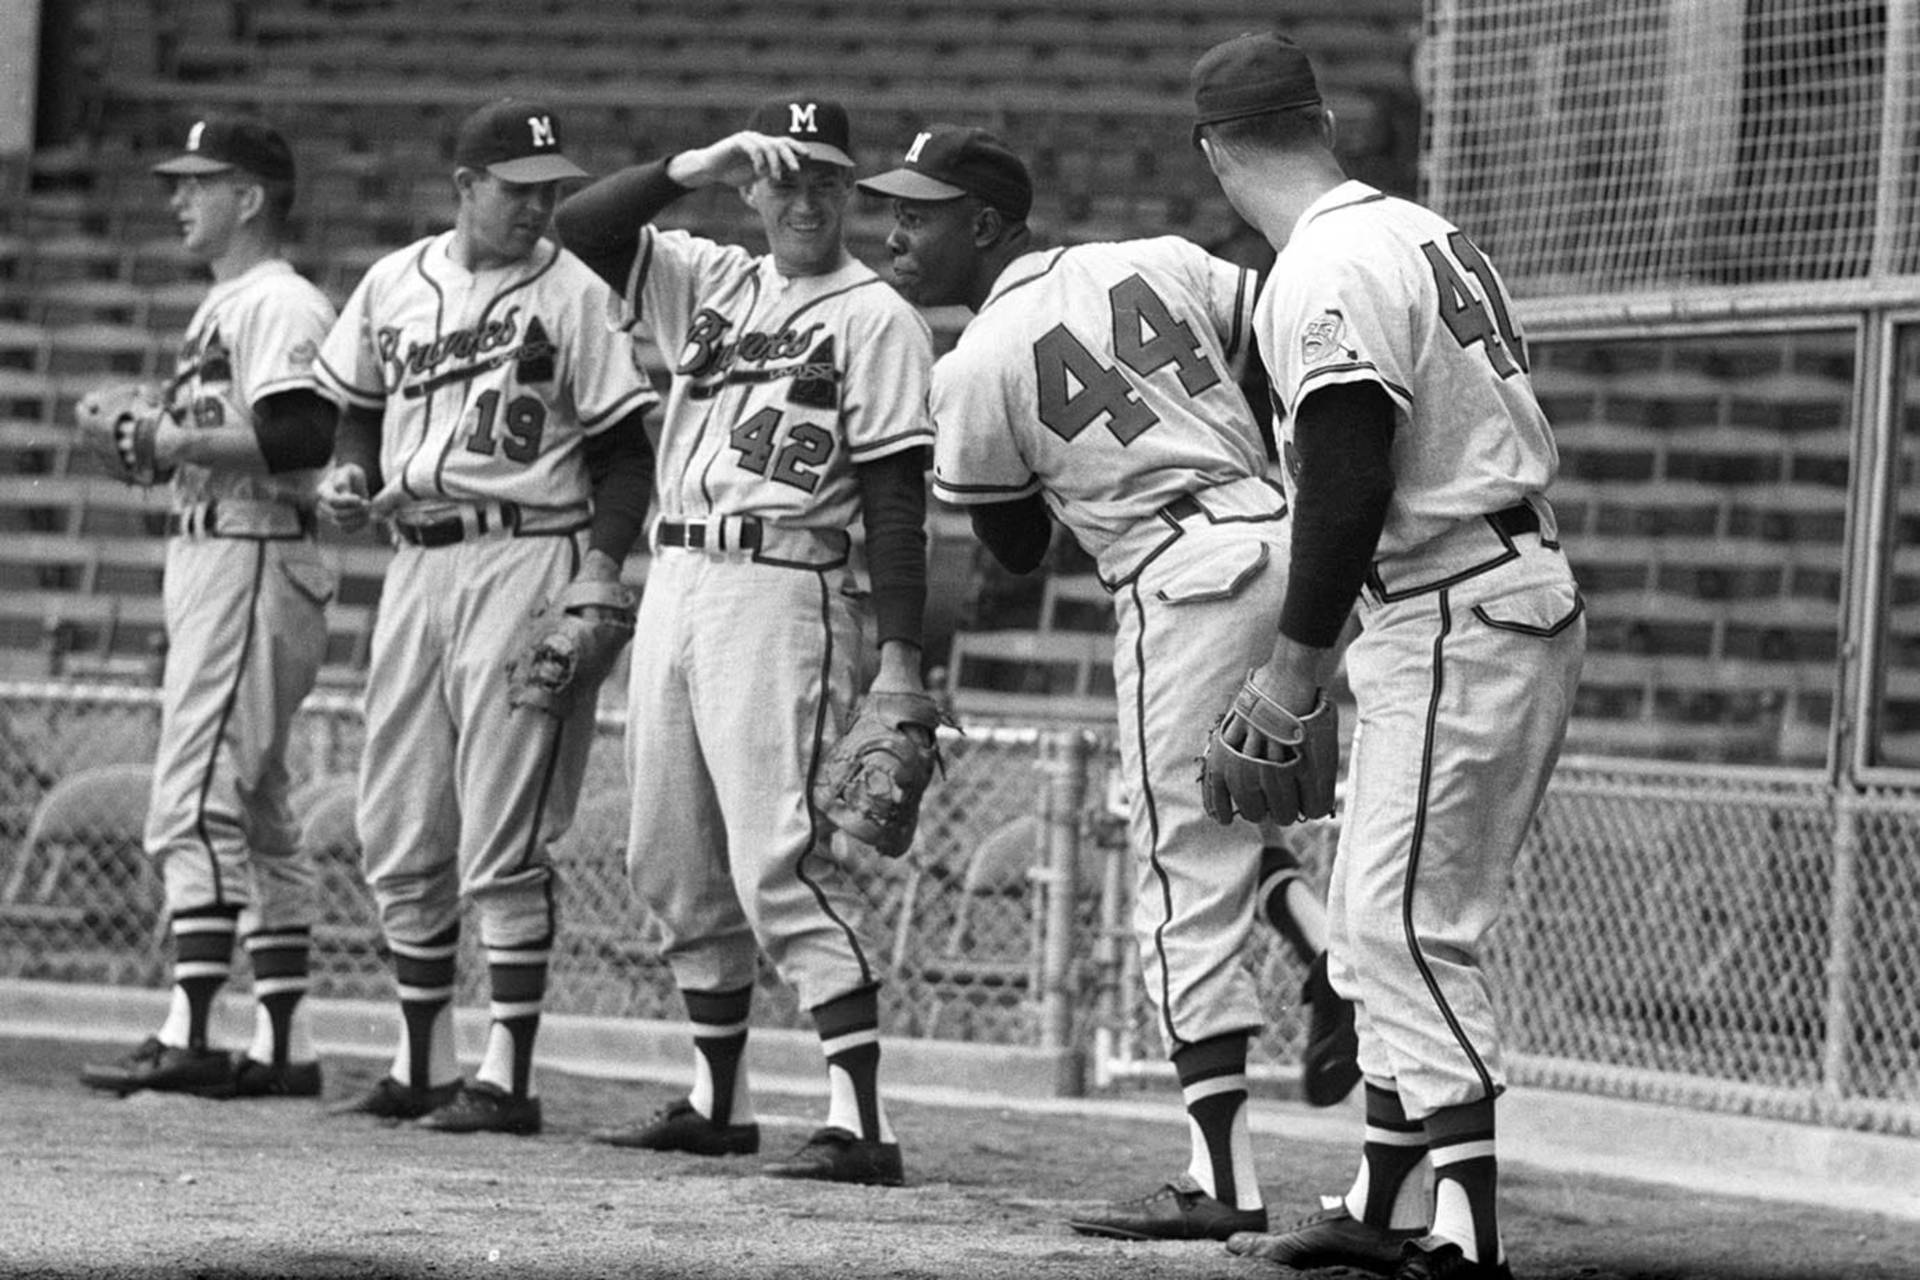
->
[582,409,656,564]
[331,403,384,493]
[552,158,692,292]
[252,388,339,474]
[1278,381,1397,649]
[968,492,1052,575]
[857,447,932,648]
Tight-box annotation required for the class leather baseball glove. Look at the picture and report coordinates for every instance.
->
[813,690,948,858]
[75,383,173,487]
[505,577,638,718]
[1199,677,1340,827]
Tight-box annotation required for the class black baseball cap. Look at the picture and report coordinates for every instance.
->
[746,97,855,168]
[1190,30,1324,143]
[152,115,295,183]
[453,97,589,183]
[856,125,1033,221]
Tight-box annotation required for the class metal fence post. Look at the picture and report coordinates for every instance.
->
[1820,791,1861,1109]
[1038,729,1088,1094]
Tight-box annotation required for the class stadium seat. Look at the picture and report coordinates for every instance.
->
[887,813,1043,1038]
[45,323,165,380]
[0,760,161,981]
[945,628,1116,726]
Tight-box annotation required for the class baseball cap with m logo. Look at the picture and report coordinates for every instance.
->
[454,97,589,183]
[152,115,296,183]
[746,97,855,168]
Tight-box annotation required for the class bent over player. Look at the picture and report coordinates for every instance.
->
[313,98,658,1135]
[81,116,339,1101]
[554,96,934,1185]
[1192,33,1586,1280]
[860,125,1356,1238]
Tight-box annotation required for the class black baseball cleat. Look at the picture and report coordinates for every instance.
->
[762,1126,903,1186]
[328,1075,462,1121]
[592,1097,760,1155]
[415,1081,543,1136]
[1394,1237,1515,1280]
[1066,1175,1267,1242]
[1300,951,1362,1107]
[228,1055,324,1099]
[79,1036,236,1097]
[1225,1203,1422,1274]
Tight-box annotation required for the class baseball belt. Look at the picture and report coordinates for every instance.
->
[654,515,763,552]
[650,514,852,568]
[392,501,590,548]
[1095,474,1291,589]
[1367,500,1550,601]
[167,500,315,541]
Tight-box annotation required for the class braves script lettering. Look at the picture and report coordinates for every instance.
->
[678,308,825,380]
[378,306,523,378]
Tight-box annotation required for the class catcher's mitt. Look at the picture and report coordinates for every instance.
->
[505,577,638,718]
[1199,678,1339,827]
[75,383,173,487]
[813,690,948,858]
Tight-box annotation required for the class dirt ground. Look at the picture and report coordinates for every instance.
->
[0,1035,1909,1280]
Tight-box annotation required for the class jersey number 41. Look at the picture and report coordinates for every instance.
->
[1422,230,1528,378]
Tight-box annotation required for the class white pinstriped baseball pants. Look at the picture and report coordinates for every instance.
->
[1328,534,1585,1117]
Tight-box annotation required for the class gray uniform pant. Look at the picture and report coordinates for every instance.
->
[146,533,331,926]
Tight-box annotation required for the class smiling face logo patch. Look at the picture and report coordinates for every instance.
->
[1301,310,1349,365]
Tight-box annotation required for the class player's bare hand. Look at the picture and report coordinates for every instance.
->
[316,463,371,531]
[1248,634,1337,718]
[668,132,805,190]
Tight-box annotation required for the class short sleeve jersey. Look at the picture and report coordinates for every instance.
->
[1259,181,1559,558]
[614,228,934,533]
[168,258,336,509]
[314,232,658,512]
[930,237,1266,559]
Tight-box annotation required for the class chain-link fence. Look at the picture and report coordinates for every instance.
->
[4,683,1917,1134]
[0,683,1118,1054]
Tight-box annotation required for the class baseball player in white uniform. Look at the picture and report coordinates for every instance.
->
[81,116,340,1101]
[1192,33,1586,1280]
[554,97,934,1185]
[312,98,659,1136]
[859,124,1357,1239]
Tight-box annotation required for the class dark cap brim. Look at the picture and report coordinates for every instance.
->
[487,154,590,183]
[791,140,855,168]
[152,155,237,176]
[854,168,968,202]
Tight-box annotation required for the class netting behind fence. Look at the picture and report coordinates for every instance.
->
[1427,0,1908,298]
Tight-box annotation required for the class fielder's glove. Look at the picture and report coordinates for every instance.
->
[1199,677,1340,827]
[505,577,638,718]
[75,383,174,487]
[812,690,948,858]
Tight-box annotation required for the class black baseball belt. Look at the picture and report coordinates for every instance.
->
[654,517,764,552]
[392,501,590,547]
[166,501,315,540]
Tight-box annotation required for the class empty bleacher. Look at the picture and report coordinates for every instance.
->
[3,0,1422,699]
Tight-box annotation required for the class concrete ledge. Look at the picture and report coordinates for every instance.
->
[6,978,1916,1222]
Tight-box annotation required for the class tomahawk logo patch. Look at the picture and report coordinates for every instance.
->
[1301,310,1350,366]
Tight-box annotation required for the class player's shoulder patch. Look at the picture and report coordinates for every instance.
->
[1301,310,1352,366]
